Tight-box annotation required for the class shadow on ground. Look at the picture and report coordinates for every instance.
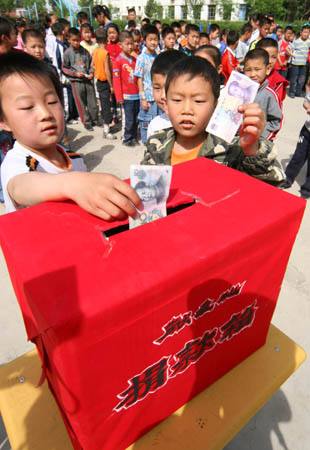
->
[224,389,291,450]
[82,145,115,171]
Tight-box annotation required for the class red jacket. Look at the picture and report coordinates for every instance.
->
[112,53,139,102]
[222,48,239,84]
[268,69,289,108]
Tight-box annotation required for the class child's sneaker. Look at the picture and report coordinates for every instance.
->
[123,140,135,147]
[104,132,116,140]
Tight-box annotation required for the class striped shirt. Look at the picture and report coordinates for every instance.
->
[292,38,310,65]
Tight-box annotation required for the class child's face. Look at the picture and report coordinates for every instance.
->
[69,34,81,50]
[199,36,209,46]
[210,29,219,40]
[284,29,292,41]
[301,29,310,40]
[244,58,270,84]
[2,26,18,49]
[152,73,167,111]
[264,46,278,70]
[128,11,136,21]
[163,32,176,49]
[145,33,159,53]
[24,37,45,60]
[133,34,141,51]
[108,27,118,43]
[0,74,64,152]
[260,23,271,38]
[173,27,181,39]
[96,13,105,25]
[155,23,162,35]
[166,75,216,140]
[276,28,283,40]
[81,27,92,43]
[121,37,134,56]
[187,31,200,49]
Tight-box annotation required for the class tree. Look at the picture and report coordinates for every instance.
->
[144,0,162,19]
[186,0,204,21]
[217,0,235,20]
[0,0,16,15]
[245,0,285,20]
[108,3,120,19]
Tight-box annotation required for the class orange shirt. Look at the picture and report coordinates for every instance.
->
[171,143,202,165]
[92,47,108,82]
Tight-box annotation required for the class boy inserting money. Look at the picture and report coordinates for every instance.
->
[0,52,141,219]
[142,56,284,185]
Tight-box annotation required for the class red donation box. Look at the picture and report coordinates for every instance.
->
[0,158,306,450]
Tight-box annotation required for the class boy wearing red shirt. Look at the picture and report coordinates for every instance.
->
[274,26,294,79]
[113,31,140,147]
[222,30,240,83]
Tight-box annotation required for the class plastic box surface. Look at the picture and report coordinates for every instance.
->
[0,158,305,450]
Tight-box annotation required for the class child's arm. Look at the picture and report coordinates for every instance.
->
[7,172,141,221]
[105,54,114,96]
[134,55,149,111]
[63,49,84,79]
[112,58,123,103]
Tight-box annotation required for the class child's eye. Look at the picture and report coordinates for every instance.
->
[20,106,33,110]
[48,100,59,105]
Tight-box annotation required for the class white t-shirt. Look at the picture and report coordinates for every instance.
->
[1,141,86,213]
[248,29,259,46]
[147,112,172,139]
[235,40,249,62]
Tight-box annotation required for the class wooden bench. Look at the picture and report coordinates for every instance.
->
[0,324,306,450]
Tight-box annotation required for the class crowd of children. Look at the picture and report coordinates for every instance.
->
[0,7,310,212]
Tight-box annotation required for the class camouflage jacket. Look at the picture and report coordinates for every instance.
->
[141,128,285,185]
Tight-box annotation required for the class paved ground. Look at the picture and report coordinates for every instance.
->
[0,96,309,449]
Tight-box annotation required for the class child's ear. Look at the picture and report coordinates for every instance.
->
[0,115,12,133]
[266,63,272,75]
[217,64,223,75]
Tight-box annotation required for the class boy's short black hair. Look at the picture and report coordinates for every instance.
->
[128,7,136,14]
[162,26,175,39]
[151,50,187,78]
[227,30,239,46]
[200,32,209,39]
[209,23,220,33]
[256,37,278,50]
[301,25,310,31]
[165,55,220,101]
[58,18,69,27]
[95,27,107,44]
[22,28,45,44]
[194,44,221,68]
[119,30,132,42]
[0,17,13,42]
[244,48,270,67]
[152,20,161,26]
[127,20,136,28]
[276,25,283,31]
[77,11,89,22]
[142,24,159,40]
[51,22,65,37]
[241,22,252,35]
[0,52,63,118]
[15,18,27,29]
[141,18,150,25]
[185,23,200,35]
[81,23,93,32]
[31,21,45,35]
[67,27,80,38]
[285,25,293,32]
[171,21,181,29]
[132,29,141,38]
[259,16,272,27]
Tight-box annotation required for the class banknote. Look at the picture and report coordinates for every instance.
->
[129,165,172,229]
[206,71,259,143]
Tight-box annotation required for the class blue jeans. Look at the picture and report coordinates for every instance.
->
[289,64,307,96]
[123,100,140,143]
[138,101,161,143]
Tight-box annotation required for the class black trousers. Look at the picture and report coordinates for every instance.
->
[285,125,310,195]
[96,80,112,125]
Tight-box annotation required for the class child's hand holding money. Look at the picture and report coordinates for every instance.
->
[238,103,267,156]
